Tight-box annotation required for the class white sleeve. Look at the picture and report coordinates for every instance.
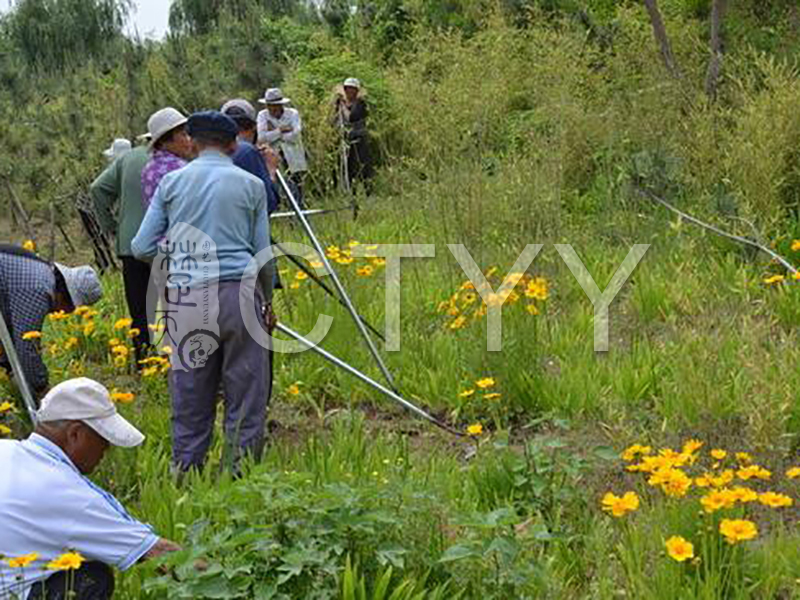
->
[281,110,302,143]
[66,493,159,571]
[257,111,281,145]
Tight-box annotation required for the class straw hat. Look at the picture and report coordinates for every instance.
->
[143,107,188,148]
[258,88,291,105]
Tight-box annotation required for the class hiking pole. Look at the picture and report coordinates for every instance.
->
[276,322,462,436]
[276,170,398,392]
[272,238,386,342]
[270,207,350,220]
[0,309,38,424]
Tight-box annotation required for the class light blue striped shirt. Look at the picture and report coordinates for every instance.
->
[132,149,271,290]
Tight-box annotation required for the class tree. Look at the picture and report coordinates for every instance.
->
[5,0,131,70]
[169,0,301,35]
[704,0,727,99]
[642,0,680,78]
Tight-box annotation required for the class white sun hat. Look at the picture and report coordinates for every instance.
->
[343,78,361,89]
[143,107,188,149]
[54,263,102,308]
[259,88,291,105]
[37,378,145,448]
[102,138,132,161]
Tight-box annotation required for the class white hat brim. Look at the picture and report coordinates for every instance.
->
[259,98,291,105]
[85,412,145,448]
[148,116,188,149]
[102,149,115,157]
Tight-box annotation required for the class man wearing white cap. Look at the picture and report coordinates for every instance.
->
[140,107,194,208]
[0,245,102,396]
[102,138,132,162]
[256,87,308,206]
[0,378,180,599]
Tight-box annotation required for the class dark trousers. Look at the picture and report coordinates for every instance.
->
[169,281,270,471]
[29,561,114,600]
[121,256,153,363]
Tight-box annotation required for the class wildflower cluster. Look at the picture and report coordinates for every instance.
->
[437,269,549,330]
[762,239,800,285]
[604,439,799,564]
[0,400,14,438]
[284,241,387,290]
[3,550,85,572]
[456,376,504,424]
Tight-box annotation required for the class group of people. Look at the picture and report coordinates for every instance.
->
[0,78,372,599]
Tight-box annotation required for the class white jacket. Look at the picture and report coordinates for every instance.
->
[257,107,308,173]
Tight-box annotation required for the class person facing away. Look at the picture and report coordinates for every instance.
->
[256,87,308,206]
[102,138,132,163]
[91,138,152,364]
[140,107,194,208]
[0,246,101,397]
[221,98,280,214]
[0,378,181,600]
[335,77,374,190]
[131,111,276,473]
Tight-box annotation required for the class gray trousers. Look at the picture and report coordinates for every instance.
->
[169,281,270,471]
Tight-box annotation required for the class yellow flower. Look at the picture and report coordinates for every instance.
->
[74,306,90,316]
[127,328,141,339]
[64,337,79,350]
[737,465,771,481]
[309,260,324,269]
[287,384,301,396]
[48,311,68,322]
[525,278,549,300]
[112,345,129,357]
[682,439,704,455]
[706,469,735,488]
[7,552,39,568]
[622,444,652,462]
[81,310,98,320]
[356,266,374,277]
[114,318,133,330]
[735,452,752,464]
[729,486,758,503]
[665,536,694,562]
[467,423,483,436]
[601,491,640,517]
[110,391,135,404]
[700,489,736,513]
[290,282,301,290]
[22,240,36,252]
[82,322,95,337]
[449,316,467,330]
[461,292,477,306]
[335,256,354,265]
[114,355,127,368]
[661,470,693,498]
[758,492,793,508]
[525,304,540,315]
[22,331,42,341]
[460,281,476,291]
[161,345,172,355]
[459,389,475,398]
[484,393,501,400]
[786,467,800,479]
[791,240,800,252]
[0,401,14,413]
[46,552,85,571]
[0,424,11,436]
[475,377,495,389]
[719,519,758,544]
[371,258,386,267]
[763,274,784,285]
[711,449,727,460]
[295,271,308,281]
[141,366,159,377]
[347,240,360,248]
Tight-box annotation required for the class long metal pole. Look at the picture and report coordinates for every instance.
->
[0,309,38,424]
[276,170,397,391]
[270,208,345,220]
[277,323,461,436]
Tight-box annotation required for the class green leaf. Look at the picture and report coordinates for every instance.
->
[438,543,481,563]
[592,445,619,462]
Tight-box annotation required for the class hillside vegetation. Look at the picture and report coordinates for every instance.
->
[1,0,800,598]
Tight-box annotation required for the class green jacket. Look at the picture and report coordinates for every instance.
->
[90,146,149,257]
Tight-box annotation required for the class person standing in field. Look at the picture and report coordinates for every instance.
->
[140,107,194,208]
[221,98,280,214]
[257,88,308,207]
[91,137,152,364]
[335,77,374,192]
[132,111,276,474]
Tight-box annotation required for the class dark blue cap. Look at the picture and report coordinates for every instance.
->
[187,111,239,139]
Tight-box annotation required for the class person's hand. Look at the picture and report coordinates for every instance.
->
[260,145,280,177]
[264,303,277,333]
[280,125,293,134]
[266,121,276,131]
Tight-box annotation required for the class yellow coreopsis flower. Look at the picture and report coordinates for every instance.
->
[708,469,735,488]
[449,316,467,330]
[758,492,793,508]
[287,384,301,396]
[719,519,757,544]
[729,486,758,503]
[48,311,68,322]
[467,423,483,436]
[335,256,354,265]
[484,393,501,401]
[737,465,771,481]
[127,328,141,339]
[710,449,727,460]
[295,271,308,281]
[735,452,752,464]
[114,318,133,330]
[458,389,475,398]
[22,239,36,252]
[791,240,800,252]
[114,356,127,368]
[0,424,11,436]
[682,439,704,455]
[622,444,652,462]
[372,258,386,267]
[74,306,90,316]
[81,310,98,320]
[0,401,14,413]
[22,331,42,341]
[141,366,159,377]
[110,391,135,404]
[82,322,95,337]
[601,491,640,517]
[475,377,495,389]
[112,345,129,357]
[47,552,85,571]
[700,489,736,513]
[786,467,800,479]
[525,304,540,315]
[64,337,79,350]
[7,552,39,568]
[665,536,694,562]
[763,274,784,285]
[356,266,374,277]
[661,470,693,498]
